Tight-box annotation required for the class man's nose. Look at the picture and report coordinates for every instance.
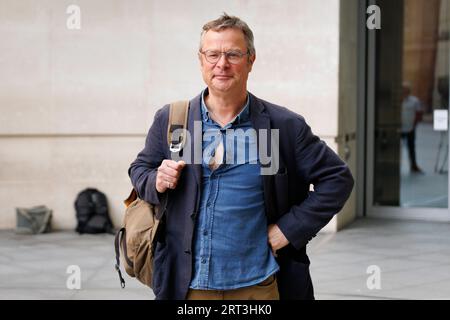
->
[216,53,230,68]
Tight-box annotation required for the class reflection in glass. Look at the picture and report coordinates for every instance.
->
[373,0,449,208]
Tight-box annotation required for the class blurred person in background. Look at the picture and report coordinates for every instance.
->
[401,82,424,173]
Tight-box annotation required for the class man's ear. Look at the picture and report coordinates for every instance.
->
[248,53,256,72]
[198,52,203,68]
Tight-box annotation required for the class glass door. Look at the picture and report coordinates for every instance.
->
[367,0,450,220]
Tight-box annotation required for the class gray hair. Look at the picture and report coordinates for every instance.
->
[199,13,255,56]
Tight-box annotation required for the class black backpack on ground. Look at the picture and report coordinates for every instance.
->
[75,188,115,234]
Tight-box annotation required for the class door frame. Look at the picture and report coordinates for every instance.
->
[363,0,450,222]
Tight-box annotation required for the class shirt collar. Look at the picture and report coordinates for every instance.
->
[201,88,250,125]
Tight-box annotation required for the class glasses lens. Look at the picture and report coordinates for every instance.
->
[205,51,220,63]
[226,52,241,64]
[203,51,245,64]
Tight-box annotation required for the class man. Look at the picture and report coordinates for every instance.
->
[129,13,354,300]
[401,82,424,173]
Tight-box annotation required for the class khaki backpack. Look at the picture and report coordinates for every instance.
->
[114,100,189,288]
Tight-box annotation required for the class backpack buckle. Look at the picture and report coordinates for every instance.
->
[169,142,182,153]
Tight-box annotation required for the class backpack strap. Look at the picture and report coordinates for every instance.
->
[114,228,126,288]
[167,101,189,154]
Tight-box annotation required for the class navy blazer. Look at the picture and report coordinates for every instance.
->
[129,91,354,300]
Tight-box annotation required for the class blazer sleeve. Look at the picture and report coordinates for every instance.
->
[276,117,354,250]
[128,106,169,205]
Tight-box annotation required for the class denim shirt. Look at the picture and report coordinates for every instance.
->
[189,89,279,290]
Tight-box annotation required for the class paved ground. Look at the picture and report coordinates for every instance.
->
[0,230,153,300]
[1,217,450,300]
[308,218,450,299]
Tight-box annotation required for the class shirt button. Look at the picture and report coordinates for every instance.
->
[203,230,208,236]
[201,258,206,264]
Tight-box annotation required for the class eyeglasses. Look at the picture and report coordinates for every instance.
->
[200,50,249,64]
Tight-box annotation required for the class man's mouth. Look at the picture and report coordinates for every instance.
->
[214,75,232,80]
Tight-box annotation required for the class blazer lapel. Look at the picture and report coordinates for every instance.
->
[249,93,278,223]
[187,93,202,192]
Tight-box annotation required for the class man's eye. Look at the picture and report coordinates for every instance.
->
[227,53,240,59]
[207,53,220,59]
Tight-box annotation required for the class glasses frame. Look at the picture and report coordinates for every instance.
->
[199,50,250,65]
